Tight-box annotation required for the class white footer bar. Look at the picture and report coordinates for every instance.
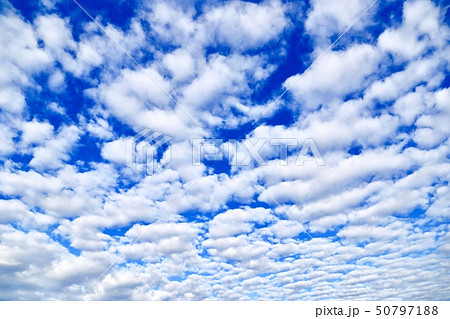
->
[2,301,449,319]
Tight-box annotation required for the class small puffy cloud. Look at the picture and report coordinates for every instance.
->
[0,199,30,224]
[392,89,427,126]
[47,101,65,114]
[204,0,288,51]
[126,222,199,243]
[144,1,197,46]
[413,127,445,149]
[0,125,16,157]
[35,14,76,52]
[0,12,51,113]
[305,0,375,45]
[86,117,113,140]
[101,138,128,165]
[0,199,56,230]
[364,55,443,103]
[378,0,443,60]
[29,125,81,169]
[0,86,26,113]
[162,48,196,82]
[0,0,449,301]
[21,119,54,147]
[0,13,51,72]
[337,222,410,243]
[284,44,381,110]
[48,70,66,92]
[208,207,273,238]
[40,0,60,10]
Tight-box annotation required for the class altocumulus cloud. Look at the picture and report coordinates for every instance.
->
[0,0,449,300]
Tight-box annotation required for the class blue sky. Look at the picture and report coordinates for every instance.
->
[0,0,449,300]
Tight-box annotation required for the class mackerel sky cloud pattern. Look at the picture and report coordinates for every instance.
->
[0,0,449,300]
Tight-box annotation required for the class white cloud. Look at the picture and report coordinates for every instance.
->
[365,55,444,103]
[427,185,450,218]
[378,0,444,61]
[0,125,16,157]
[0,13,51,72]
[144,1,197,46]
[413,127,445,149]
[208,207,273,238]
[85,117,113,140]
[48,69,66,92]
[338,222,410,243]
[162,48,196,82]
[35,14,76,53]
[204,0,288,51]
[20,119,54,147]
[0,12,51,113]
[284,44,381,110]
[392,88,428,126]
[40,0,60,10]
[90,67,205,138]
[305,0,375,47]
[47,101,65,114]
[126,222,199,243]
[0,199,30,224]
[0,86,26,113]
[29,125,81,169]
[0,0,449,301]
[0,199,56,230]
[181,53,272,112]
